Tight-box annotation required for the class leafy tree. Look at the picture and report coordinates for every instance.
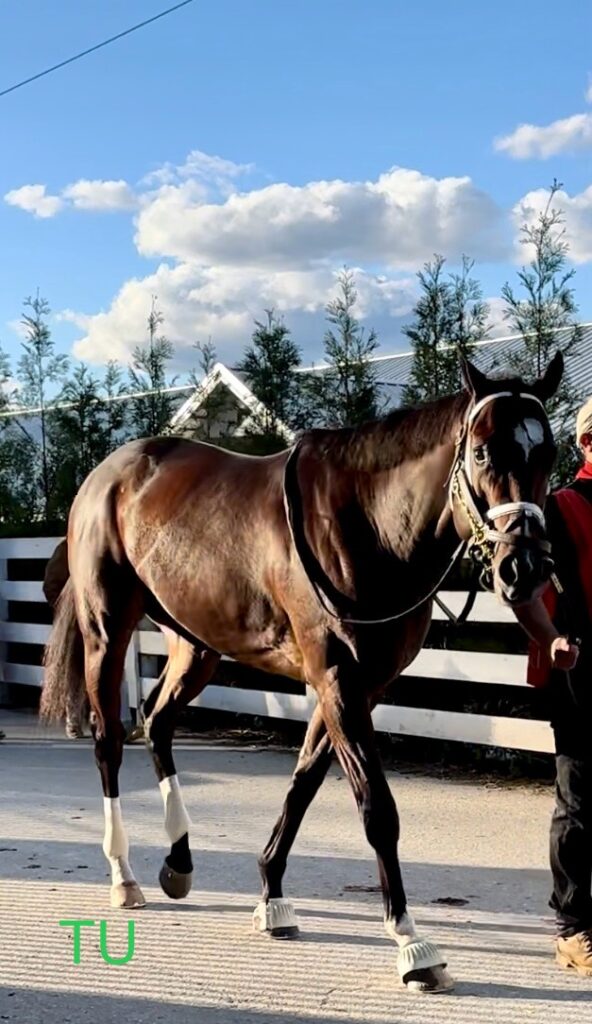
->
[305,269,380,427]
[501,179,582,482]
[403,255,488,404]
[15,293,68,518]
[238,310,302,445]
[128,298,177,437]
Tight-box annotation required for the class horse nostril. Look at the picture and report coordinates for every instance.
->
[498,555,520,588]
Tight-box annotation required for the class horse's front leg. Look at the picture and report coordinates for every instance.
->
[317,658,454,995]
[254,703,333,938]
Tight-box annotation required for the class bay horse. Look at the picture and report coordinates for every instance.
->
[40,355,562,994]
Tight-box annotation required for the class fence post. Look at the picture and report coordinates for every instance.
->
[0,545,8,705]
[123,629,141,728]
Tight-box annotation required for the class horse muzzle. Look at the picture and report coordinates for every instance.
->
[494,545,554,607]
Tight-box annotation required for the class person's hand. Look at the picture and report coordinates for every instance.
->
[550,636,579,671]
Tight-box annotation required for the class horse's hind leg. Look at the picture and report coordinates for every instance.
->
[80,577,145,910]
[143,633,219,899]
[254,704,332,938]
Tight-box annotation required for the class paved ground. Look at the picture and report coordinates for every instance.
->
[1,709,591,1024]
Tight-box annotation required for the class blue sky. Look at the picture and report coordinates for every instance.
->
[1,0,592,378]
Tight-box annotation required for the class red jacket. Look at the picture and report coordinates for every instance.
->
[527,485,592,687]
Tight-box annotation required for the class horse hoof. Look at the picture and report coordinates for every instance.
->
[111,881,146,909]
[159,861,193,900]
[253,899,300,939]
[404,966,455,994]
[398,940,453,994]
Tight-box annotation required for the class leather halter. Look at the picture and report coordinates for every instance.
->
[448,390,552,589]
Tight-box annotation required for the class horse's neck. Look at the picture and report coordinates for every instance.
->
[367,433,461,567]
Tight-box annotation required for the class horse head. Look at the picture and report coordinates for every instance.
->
[450,352,563,607]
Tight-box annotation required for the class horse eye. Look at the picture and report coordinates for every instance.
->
[473,445,489,466]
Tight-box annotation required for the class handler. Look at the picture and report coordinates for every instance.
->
[514,397,592,976]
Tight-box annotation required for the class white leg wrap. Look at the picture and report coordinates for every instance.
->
[386,911,452,990]
[385,910,418,948]
[102,797,135,887]
[253,898,299,933]
[159,774,191,845]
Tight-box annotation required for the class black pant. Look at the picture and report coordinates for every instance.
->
[549,662,592,937]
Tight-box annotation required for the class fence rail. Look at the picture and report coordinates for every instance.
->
[0,536,553,754]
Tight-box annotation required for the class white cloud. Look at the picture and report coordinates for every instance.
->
[5,318,29,339]
[4,184,63,218]
[512,183,592,264]
[141,149,254,194]
[135,167,505,269]
[55,309,92,330]
[63,161,509,367]
[483,296,510,339]
[70,263,417,367]
[5,152,521,369]
[62,179,136,211]
[494,112,592,159]
[6,149,255,222]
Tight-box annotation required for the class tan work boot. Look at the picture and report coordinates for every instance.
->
[556,930,592,976]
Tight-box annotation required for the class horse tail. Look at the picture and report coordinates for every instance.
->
[39,579,85,722]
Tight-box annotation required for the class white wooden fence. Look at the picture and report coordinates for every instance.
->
[0,536,554,754]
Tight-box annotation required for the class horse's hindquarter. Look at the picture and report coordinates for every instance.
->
[114,439,305,674]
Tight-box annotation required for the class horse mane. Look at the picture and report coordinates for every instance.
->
[304,391,469,472]
[304,374,535,473]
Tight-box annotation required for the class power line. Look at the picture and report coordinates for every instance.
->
[0,0,196,100]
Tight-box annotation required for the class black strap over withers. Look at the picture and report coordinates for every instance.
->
[283,440,468,627]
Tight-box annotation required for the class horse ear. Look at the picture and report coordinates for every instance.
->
[533,351,564,403]
[460,355,488,398]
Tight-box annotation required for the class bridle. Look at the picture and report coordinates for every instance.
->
[448,390,552,590]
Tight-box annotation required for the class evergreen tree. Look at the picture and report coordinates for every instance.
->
[403,255,488,404]
[15,292,68,518]
[49,365,108,516]
[186,339,229,441]
[238,310,302,446]
[102,360,128,454]
[190,339,217,383]
[305,269,380,427]
[128,298,177,437]
[501,179,582,482]
[0,342,39,525]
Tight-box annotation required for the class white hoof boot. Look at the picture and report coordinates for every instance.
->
[397,940,454,994]
[252,898,300,938]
